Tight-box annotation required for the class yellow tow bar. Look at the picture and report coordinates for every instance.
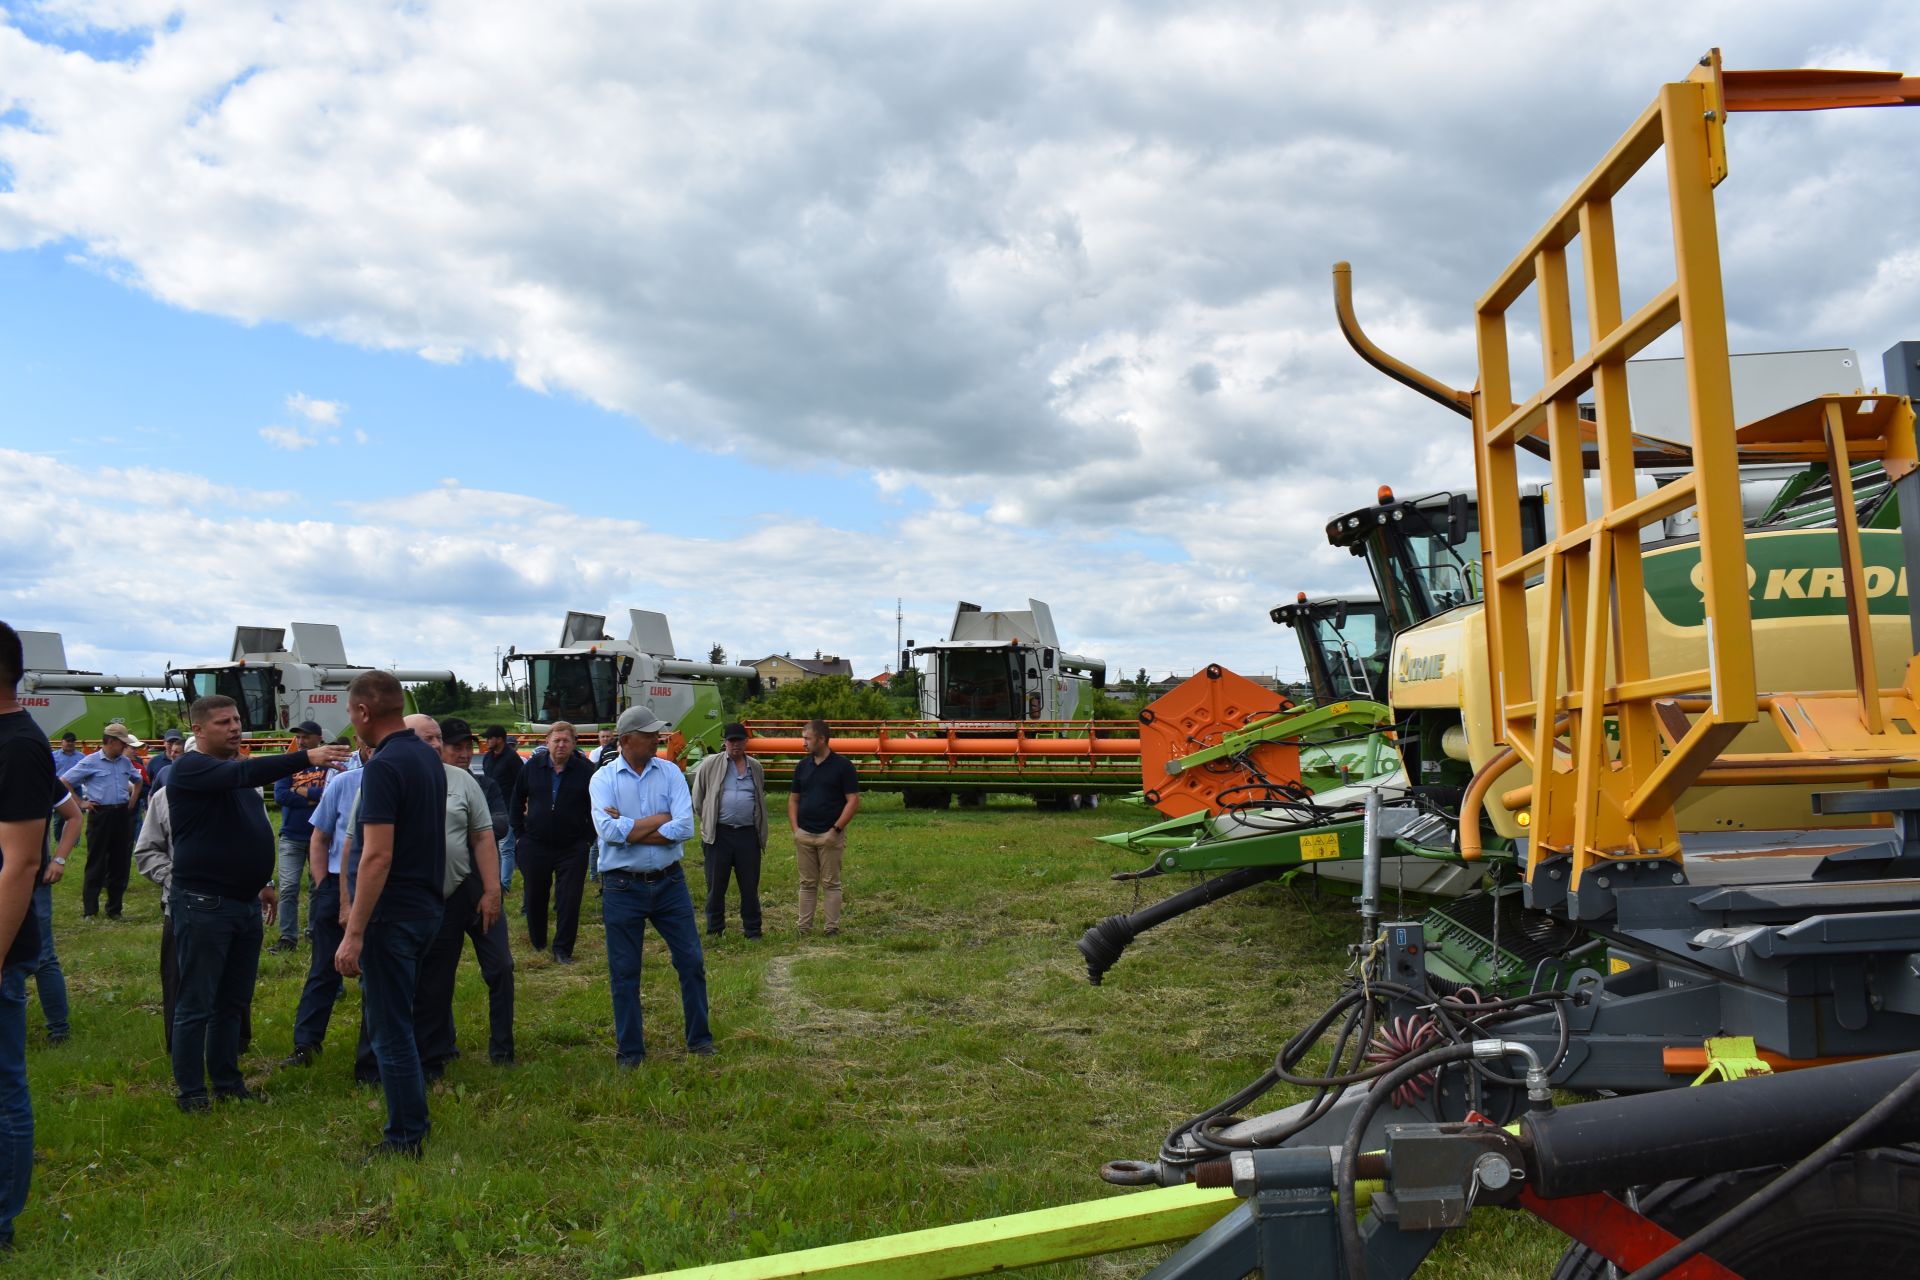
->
[647,1183,1240,1280]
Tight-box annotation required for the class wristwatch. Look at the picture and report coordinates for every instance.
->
[52,857,66,866]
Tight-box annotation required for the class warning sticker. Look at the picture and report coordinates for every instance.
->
[1299,833,1342,862]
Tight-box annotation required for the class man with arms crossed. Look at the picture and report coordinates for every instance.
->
[0,623,63,1248]
[590,707,711,1063]
[334,672,446,1159]
[166,696,348,1109]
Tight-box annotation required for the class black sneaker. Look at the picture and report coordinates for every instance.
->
[279,1045,319,1069]
[690,1043,717,1058]
[177,1095,211,1113]
[490,1053,516,1067]
[616,1054,646,1070]
[46,1031,70,1046]
[363,1140,423,1163]
[552,950,575,965]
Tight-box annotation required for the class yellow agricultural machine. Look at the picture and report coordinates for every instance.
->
[659,50,1920,1280]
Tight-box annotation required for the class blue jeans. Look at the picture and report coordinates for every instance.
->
[170,891,263,1103]
[275,834,308,944]
[291,875,345,1050]
[498,829,516,894]
[0,968,31,1246]
[601,867,711,1060]
[4,884,68,1039]
[360,912,442,1147]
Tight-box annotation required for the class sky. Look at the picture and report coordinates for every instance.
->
[3,1,1918,691]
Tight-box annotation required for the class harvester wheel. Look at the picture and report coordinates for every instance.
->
[1548,1146,1920,1280]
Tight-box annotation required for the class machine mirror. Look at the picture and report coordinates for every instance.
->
[1446,492,1472,544]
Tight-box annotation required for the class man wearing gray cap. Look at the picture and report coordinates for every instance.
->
[60,722,144,919]
[588,707,711,1063]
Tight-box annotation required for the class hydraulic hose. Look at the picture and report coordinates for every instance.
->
[1621,1056,1920,1280]
[1457,745,1522,861]
[1077,865,1286,984]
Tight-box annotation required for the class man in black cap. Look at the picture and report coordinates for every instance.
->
[477,726,522,895]
[689,723,767,939]
[270,720,331,953]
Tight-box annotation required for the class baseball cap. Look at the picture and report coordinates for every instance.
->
[723,722,748,741]
[162,728,184,743]
[102,723,144,748]
[293,720,325,738]
[616,707,670,736]
[440,717,477,747]
[482,724,508,740]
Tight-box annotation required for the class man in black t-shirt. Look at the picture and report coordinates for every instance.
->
[787,719,860,936]
[0,623,62,1248]
[335,670,447,1160]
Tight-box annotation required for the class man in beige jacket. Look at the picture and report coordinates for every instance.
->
[688,724,766,939]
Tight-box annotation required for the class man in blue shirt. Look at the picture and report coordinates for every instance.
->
[48,734,82,848]
[588,706,710,1064]
[60,722,144,919]
[280,737,369,1071]
[270,720,328,953]
[146,731,184,792]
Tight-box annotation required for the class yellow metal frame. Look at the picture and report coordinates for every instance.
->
[1469,49,1920,892]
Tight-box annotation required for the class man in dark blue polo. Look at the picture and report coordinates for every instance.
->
[334,671,446,1160]
[165,697,347,1110]
[60,722,144,919]
[0,622,64,1249]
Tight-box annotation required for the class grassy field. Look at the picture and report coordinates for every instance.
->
[12,794,1565,1278]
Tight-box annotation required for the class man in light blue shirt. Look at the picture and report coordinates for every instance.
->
[281,740,369,1070]
[60,723,143,918]
[587,706,711,1064]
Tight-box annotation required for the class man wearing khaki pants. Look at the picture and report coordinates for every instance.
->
[788,720,859,936]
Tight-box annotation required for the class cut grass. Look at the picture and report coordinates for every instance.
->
[13,794,1566,1278]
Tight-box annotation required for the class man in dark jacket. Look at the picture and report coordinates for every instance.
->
[509,721,595,963]
[166,695,347,1110]
[478,726,522,894]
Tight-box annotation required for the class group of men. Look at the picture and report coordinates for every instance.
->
[0,617,865,1250]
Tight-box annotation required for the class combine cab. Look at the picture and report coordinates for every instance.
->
[168,623,451,740]
[505,609,758,756]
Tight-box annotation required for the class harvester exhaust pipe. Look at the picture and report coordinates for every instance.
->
[1332,262,1474,419]
[1358,787,1383,943]
[1077,865,1286,985]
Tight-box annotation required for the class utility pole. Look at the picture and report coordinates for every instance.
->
[894,598,903,672]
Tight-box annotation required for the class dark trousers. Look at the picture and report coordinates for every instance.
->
[0,967,30,1246]
[360,911,442,1148]
[161,914,250,1053]
[291,875,346,1051]
[415,875,516,1068]
[519,838,589,956]
[602,867,711,1059]
[169,892,263,1103]
[702,827,764,937]
[83,804,135,917]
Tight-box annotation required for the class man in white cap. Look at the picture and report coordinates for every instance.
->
[589,707,711,1064]
[60,722,144,919]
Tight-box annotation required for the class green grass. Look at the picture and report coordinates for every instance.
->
[14,795,1566,1278]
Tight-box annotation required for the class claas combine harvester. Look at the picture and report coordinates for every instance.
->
[658,49,1920,1280]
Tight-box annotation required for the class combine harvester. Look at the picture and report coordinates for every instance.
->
[17,631,158,741]
[658,49,1920,1280]
[164,623,452,741]
[503,609,760,756]
[743,600,1141,805]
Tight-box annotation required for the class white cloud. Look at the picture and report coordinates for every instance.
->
[2,2,1915,539]
[0,449,1355,686]
[258,424,321,451]
[286,392,344,426]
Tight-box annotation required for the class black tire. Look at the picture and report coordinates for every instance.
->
[1549,1146,1920,1280]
